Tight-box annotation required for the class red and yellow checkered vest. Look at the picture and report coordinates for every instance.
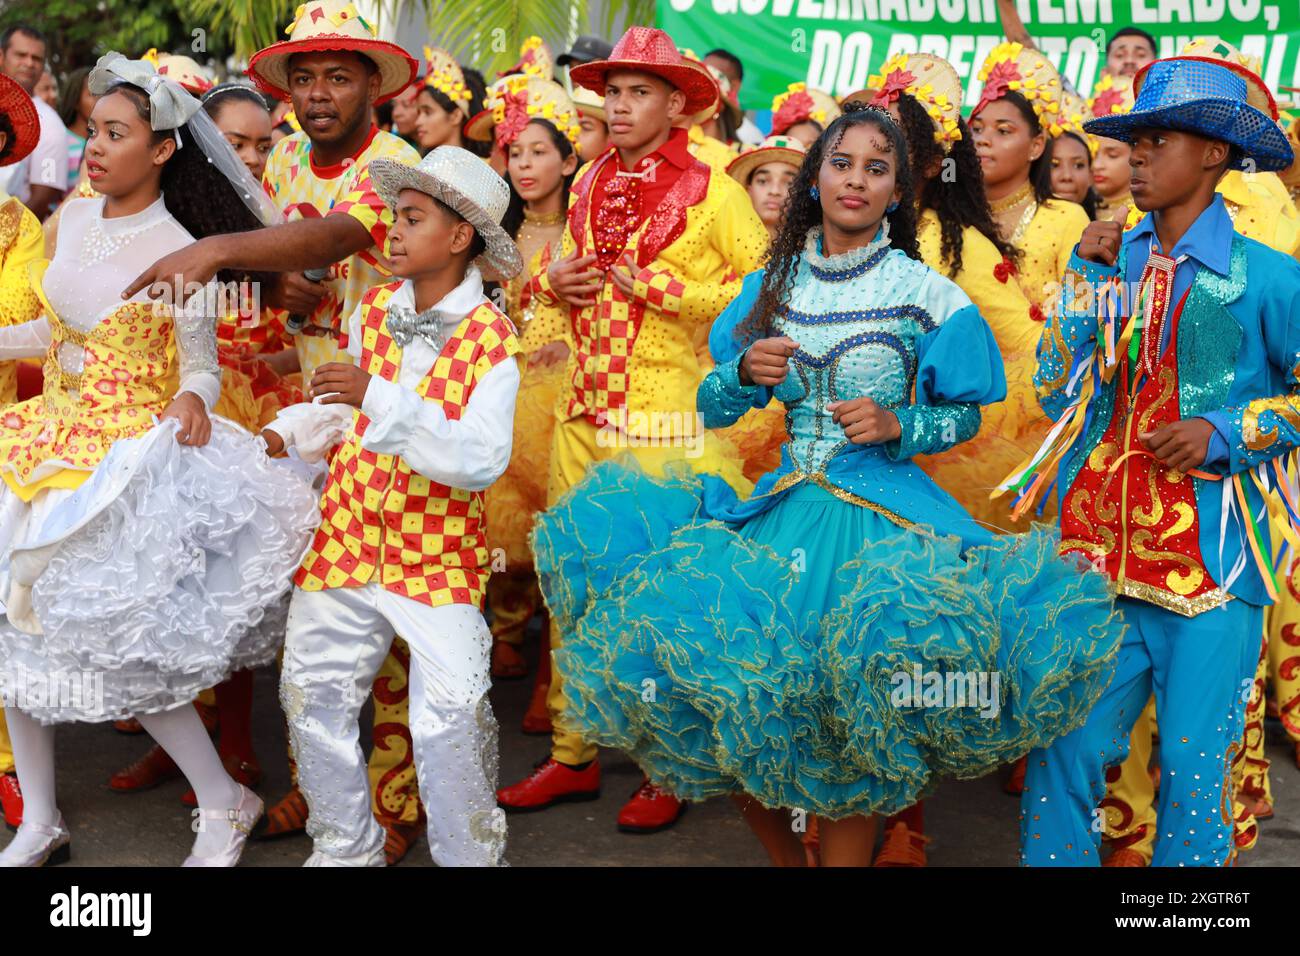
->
[294,281,521,609]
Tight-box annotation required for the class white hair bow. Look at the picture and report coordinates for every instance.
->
[87,52,202,146]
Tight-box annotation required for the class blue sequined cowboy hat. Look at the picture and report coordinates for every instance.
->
[1083,56,1293,172]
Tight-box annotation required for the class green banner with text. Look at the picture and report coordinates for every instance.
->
[657,0,1300,112]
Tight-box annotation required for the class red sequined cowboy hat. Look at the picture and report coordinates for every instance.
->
[569,27,718,117]
[248,0,418,106]
[0,72,38,168]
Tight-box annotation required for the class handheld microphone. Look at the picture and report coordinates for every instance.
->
[285,266,332,334]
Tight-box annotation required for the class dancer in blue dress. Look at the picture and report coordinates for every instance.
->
[531,102,1123,865]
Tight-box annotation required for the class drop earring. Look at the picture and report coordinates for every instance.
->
[810,186,820,201]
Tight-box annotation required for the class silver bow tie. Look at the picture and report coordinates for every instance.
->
[87,52,201,139]
[388,304,453,351]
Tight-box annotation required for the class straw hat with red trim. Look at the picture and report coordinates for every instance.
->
[143,50,214,96]
[0,72,38,168]
[248,0,418,106]
[571,84,605,124]
[726,134,805,184]
[569,27,718,117]
[770,83,841,136]
[465,75,584,156]
[421,45,474,120]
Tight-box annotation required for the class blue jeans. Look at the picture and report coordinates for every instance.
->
[1021,596,1261,866]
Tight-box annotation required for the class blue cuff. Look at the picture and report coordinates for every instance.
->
[1065,248,1119,284]
[1198,412,1231,468]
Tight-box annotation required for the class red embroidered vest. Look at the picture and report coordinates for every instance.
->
[1060,282,1228,617]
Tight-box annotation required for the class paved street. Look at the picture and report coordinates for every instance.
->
[3,635,1297,867]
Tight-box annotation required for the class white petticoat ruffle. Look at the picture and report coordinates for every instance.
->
[0,416,322,724]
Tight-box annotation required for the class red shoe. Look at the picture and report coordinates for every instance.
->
[1,772,22,831]
[113,718,144,735]
[496,757,600,812]
[1003,756,1027,795]
[491,641,528,680]
[617,779,685,833]
[521,681,552,735]
[108,744,181,792]
[1103,847,1149,867]
[181,753,263,808]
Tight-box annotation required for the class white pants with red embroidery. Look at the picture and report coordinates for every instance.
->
[280,585,505,867]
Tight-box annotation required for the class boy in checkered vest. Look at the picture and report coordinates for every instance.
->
[261,146,522,866]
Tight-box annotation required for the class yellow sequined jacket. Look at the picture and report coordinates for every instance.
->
[0,195,46,405]
[532,152,767,440]
[1217,170,1300,256]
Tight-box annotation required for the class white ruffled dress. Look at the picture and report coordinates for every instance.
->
[0,195,321,724]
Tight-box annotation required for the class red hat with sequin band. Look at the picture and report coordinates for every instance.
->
[499,36,554,80]
[569,27,719,117]
[844,52,962,153]
[143,50,215,96]
[465,75,584,157]
[726,134,805,184]
[421,46,475,121]
[248,0,418,106]
[972,41,1063,125]
[0,72,38,168]
[770,83,841,136]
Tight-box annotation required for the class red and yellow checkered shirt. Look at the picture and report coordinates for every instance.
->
[294,281,521,610]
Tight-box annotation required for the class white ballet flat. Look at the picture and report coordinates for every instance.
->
[303,845,386,867]
[0,816,71,867]
[182,785,264,868]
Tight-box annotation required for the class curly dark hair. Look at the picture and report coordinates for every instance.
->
[894,91,1016,275]
[501,118,577,239]
[1041,131,1100,220]
[104,84,271,287]
[734,102,919,345]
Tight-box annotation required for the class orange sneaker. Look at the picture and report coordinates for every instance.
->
[873,821,929,867]
[381,819,422,865]
[252,786,309,840]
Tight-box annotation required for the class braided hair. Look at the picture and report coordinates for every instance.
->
[894,91,1016,275]
[734,101,919,345]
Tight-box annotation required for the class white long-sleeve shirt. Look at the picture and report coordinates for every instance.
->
[0,194,221,409]
[267,267,520,492]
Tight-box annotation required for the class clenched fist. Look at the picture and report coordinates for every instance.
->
[740,336,799,387]
[827,396,901,445]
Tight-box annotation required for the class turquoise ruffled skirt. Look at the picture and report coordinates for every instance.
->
[533,458,1122,819]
